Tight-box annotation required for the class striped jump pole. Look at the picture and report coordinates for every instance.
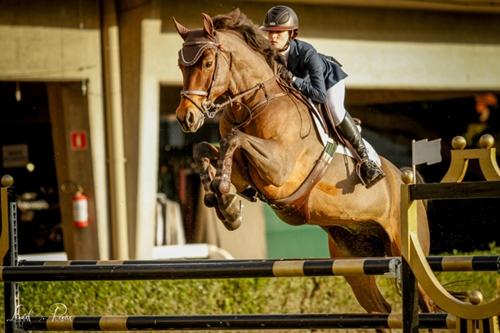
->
[1,257,400,281]
[19,313,456,331]
[18,255,500,271]
[2,256,499,282]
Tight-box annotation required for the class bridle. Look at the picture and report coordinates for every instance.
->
[179,35,285,123]
[179,39,229,119]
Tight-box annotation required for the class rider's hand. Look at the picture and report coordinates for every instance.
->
[279,67,294,83]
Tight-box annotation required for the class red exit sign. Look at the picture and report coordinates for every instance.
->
[70,131,88,151]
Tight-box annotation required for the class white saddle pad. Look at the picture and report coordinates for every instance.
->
[334,139,382,166]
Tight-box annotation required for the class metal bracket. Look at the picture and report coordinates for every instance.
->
[384,257,402,280]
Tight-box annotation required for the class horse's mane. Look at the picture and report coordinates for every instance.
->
[212,9,278,68]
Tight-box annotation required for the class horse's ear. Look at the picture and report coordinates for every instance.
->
[228,8,241,20]
[172,17,189,40]
[201,13,215,38]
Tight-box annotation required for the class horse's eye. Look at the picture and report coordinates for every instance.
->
[204,61,213,69]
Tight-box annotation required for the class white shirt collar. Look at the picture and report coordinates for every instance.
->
[280,46,290,59]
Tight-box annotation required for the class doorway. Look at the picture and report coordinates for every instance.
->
[0,82,63,254]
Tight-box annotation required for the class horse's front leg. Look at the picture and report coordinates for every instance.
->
[193,142,218,208]
[193,141,243,231]
[212,129,295,196]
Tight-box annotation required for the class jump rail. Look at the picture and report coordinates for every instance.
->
[21,313,455,331]
[400,134,500,332]
[0,256,498,282]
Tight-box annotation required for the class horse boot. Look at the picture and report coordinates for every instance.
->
[336,114,385,188]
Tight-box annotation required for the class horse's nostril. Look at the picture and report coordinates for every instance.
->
[186,109,195,126]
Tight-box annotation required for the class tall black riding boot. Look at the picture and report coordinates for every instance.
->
[336,114,385,188]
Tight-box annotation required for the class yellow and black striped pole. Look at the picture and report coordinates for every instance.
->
[1,256,498,282]
[19,313,456,331]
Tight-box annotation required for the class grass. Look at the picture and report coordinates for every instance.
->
[0,247,498,333]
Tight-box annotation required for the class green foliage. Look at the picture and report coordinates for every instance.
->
[0,248,498,333]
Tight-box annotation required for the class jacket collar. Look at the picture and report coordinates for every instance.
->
[286,39,299,72]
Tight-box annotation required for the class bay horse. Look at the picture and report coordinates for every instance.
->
[173,9,433,321]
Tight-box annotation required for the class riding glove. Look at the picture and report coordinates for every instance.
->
[279,67,294,83]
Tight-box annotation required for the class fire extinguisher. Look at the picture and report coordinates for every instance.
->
[72,190,89,228]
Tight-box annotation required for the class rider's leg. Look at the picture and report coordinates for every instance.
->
[324,80,385,188]
[336,113,385,187]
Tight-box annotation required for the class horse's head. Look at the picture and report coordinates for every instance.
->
[173,13,231,133]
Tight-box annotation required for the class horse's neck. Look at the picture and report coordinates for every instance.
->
[219,32,319,149]
[221,32,274,95]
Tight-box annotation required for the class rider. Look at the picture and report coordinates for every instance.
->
[261,5,385,188]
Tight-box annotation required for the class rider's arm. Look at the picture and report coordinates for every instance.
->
[292,51,327,104]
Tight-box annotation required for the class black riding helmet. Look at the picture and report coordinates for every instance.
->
[261,5,299,38]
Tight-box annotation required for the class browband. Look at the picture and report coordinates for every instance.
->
[179,40,220,67]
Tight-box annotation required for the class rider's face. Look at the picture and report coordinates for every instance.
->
[267,30,290,51]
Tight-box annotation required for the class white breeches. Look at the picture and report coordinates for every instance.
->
[324,79,347,125]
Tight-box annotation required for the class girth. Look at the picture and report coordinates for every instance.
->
[269,138,337,222]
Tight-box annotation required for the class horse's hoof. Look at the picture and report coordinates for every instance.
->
[222,215,242,231]
[204,192,217,207]
[219,194,243,229]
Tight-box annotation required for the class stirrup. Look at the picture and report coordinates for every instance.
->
[356,160,385,188]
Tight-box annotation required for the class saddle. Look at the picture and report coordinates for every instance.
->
[310,101,362,148]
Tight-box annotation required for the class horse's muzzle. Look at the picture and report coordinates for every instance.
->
[176,106,205,133]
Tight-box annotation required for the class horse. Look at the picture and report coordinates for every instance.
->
[173,8,433,324]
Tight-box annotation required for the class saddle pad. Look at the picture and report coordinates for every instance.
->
[310,107,382,167]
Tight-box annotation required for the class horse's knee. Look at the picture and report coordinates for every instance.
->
[193,142,207,160]
[193,141,218,160]
[211,174,231,195]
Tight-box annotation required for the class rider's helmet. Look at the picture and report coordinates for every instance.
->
[261,5,299,38]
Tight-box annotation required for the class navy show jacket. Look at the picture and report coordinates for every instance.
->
[287,39,348,104]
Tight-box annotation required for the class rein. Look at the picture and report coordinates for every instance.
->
[224,77,287,130]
